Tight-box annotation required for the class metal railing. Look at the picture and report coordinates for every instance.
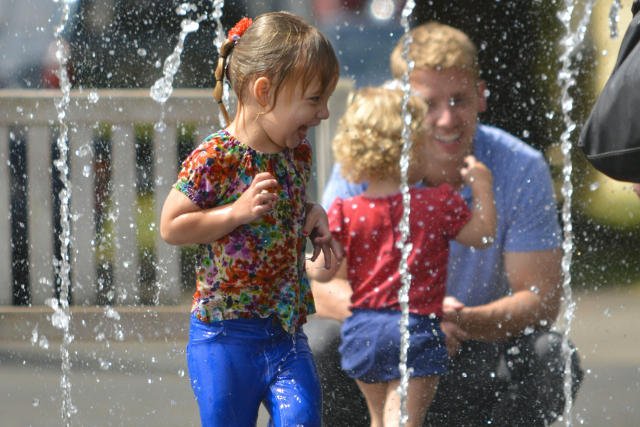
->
[0,81,352,306]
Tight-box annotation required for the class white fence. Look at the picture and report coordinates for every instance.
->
[0,82,352,306]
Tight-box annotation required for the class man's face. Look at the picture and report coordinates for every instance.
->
[410,67,487,167]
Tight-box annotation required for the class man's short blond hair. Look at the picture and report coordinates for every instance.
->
[332,86,428,184]
[390,21,479,79]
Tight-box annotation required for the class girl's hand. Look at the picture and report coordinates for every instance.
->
[303,203,344,269]
[232,172,279,224]
[460,155,493,190]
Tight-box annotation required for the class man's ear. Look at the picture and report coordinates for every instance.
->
[252,76,272,108]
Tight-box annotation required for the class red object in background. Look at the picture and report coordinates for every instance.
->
[41,64,75,89]
[39,40,74,89]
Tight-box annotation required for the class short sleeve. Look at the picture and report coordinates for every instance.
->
[327,198,347,247]
[175,145,226,209]
[435,185,472,240]
[503,156,562,252]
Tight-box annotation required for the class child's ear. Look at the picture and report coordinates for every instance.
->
[253,76,272,108]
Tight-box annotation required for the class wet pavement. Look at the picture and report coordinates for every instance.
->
[1,286,639,426]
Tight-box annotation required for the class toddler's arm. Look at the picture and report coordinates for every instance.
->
[160,172,278,245]
[454,155,496,248]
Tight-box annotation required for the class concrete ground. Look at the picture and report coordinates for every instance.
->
[1,286,639,426]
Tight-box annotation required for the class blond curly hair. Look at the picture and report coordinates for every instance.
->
[333,86,428,183]
[390,21,479,79]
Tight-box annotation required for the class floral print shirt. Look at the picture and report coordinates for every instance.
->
[175,130,314,332]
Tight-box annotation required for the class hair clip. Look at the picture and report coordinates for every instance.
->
[228,17,253,43]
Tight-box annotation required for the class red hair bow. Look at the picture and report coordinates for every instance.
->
[228,17,253,42]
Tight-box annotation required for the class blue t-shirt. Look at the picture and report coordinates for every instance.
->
[321,124,562,307]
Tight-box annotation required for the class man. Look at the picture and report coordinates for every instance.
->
[308,21,582,426]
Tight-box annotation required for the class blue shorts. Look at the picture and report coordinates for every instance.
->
[186,315,322,427]
[339,309,448,383]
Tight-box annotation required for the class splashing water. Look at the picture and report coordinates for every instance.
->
[51,0,79,424]
[609,0,622,38]
[210,0,229,127]
[150,3,207,130]
[555,0,596,425]
[395,1,416,426]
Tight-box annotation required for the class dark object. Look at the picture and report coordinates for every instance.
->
[306,317,583,427]
[426,331,584,427]
[305,318,369,426]
[579,0,640,182]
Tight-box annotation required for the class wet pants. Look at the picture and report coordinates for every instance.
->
[187,315,322,427]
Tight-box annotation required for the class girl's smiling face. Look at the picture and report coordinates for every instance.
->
[258,75,335,152]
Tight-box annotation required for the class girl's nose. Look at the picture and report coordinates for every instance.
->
[318,102,330,120]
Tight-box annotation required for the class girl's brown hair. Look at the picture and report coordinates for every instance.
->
[214,12,339,124]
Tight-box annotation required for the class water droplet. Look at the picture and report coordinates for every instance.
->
[99,358,112,370]
[88,91,99,103]
[154,121,167,132]
[137,48,147,57]
[176,2,197,15]
[31,326,39,345]
[589,181,600,191]
[181,19,200,33]
[104,306,120,320]
[38,335,50,349]
[75,143,92,157]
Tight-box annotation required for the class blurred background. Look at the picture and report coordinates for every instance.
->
[2,0,637,291]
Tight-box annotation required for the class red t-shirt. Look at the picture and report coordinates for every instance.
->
[328,185,471,317]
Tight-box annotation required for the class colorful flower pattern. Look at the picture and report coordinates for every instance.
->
[175,130,314,332]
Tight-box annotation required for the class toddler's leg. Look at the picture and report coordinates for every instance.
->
[382,376,439,427]
[264,331,322,427]
[355,380,388,427]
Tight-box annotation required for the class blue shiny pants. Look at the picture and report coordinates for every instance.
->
[187,315,322,427]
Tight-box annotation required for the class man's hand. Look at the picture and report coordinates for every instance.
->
[441,296,470,356]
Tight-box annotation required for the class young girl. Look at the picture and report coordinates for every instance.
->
[308,86,496,427]
[160,12,339,427]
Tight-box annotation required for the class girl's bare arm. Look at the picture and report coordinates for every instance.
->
[160,172,278,245]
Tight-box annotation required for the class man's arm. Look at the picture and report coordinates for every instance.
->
[446,248,562,342]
